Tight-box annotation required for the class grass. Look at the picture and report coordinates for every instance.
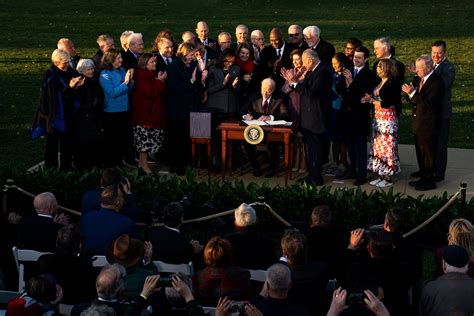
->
[0,0,473,171]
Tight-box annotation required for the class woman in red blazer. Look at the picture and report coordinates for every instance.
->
[132,53,167,174]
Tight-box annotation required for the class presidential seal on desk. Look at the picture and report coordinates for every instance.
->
[244,125,264,145]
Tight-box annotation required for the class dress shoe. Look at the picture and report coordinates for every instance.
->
[253,168,262,177]
[409,180,422,187]
[265,170,276,178]
[415,182,436,191]
[336,171,357,180]
[353,177,367,186]
[434,174,445,182]
[369,178,382,186]
[376,179,393,188]
[410,171,421,177]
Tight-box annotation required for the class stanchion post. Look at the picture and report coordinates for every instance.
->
[2,179,14,215]
[460,182,467,218]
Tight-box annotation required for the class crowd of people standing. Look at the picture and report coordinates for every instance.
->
[31,21,455,190]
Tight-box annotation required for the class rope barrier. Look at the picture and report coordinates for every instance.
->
[402,190,461,238]
[3,182,292,228]
[4,179,467,235]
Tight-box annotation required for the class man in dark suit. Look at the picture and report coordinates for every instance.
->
[281,49,333,185]
[92,34,115,69]
[80,185,134,255]
[122,32,144,71]
[431,40,455,182]
[372,37,405,115]
[154,36,175,72]
[57,38,81,72]
[403,55,443,191]
[302,25,335,65]
[196,21,217,49]
[230,24,249,51]
[217,32,232,57]
[81,168,138,220]
[252,263,310,316]
[193,38,218,71]
[20,192,68,252]
[242,78,288,177]
[340,46,377,185]
[149,202,203,264]
[257,28,293,92]
[287,25,308,50]
[250,29,265,65]
[226,203,276,269]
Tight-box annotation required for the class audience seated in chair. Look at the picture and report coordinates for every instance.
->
[38,224,96,305]
[226,203,276,270]
[20,192,68,252]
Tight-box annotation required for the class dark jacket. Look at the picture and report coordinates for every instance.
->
[295,61,333,134]
[226,228,276,270]
[73,77,103,143]
[434,58,455,119]
[310,37,336,65]
[149,226,194,264]
[81,189,138,220]
[166,59,201,122]
[409,73,443,136]
[121,49,139,71]
[341,65,377,136]
[80,208,133,255]
[20,214,64,252]
[253,296,310,316]
[373,57,405,115]
[245,96,288,121]
[206,64,241,114]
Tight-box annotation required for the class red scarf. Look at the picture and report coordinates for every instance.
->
[235,57,254,75]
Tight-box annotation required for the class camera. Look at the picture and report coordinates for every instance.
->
[347,291,365,305]
[229,302,246,313]
[157,276,173,287]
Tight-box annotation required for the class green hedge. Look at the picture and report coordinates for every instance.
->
[2,168,473,240]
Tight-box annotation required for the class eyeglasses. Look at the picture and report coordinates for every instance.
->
[289,33,300,37]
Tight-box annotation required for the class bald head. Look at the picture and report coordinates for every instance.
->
[182,31,196,43]
[96,264,125,300]
[33,192,58,216]
[269,28,283,49]
[196,21,209,42]
[57,38,77,57]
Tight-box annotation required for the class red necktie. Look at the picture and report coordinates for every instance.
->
[262,100,269,113]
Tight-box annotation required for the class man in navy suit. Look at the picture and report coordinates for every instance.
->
[80,185,134,255]
[340,46,377,185]
[431,40,455,182]
[195,21,217,50]
[154,36,175,72]
[81,168,138,220]
[403,55,443,191]
[122,33,144,71]
[281,49,333,185]
[20,192,68,252]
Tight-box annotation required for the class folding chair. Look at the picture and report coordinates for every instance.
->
[12,246,52,292]
[0,290,22,316]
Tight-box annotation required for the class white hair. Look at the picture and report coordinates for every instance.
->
[234,203,257,227]
[33,192,57,214]
[288,24,302,33]
[251,30,264,40]
[267,263,291,293]
[374,37,391,51]
[416,54,433,68]
[235,24,248,33]
[262,78,276,89]
[76,58,95,74]
[57,38,71,50]
[303,25,320,37]
[302,48,320,62]
[120,30,134,49]
[51,49,70,64]
[443,260,469,274]
[127,32,143,46]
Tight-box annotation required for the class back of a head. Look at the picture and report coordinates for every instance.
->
[204,236,233,268]
[234,203,257,228]
[33,192,57,215]
[384,207,406,233]
[163,202,184,228]
[281,229,307,266]
[100,185,121,209]
[26,274,57,304]
[96,264,126,300]
[266,263,291,295]
[56,224,81,254]
[311,205,332,226]
[448,218,473,259]
[368,230,393,258]
[101,168,123,187]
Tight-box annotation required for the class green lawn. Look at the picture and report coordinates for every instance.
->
[1,0,473,171]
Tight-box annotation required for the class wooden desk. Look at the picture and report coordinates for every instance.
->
[217,122,293,186]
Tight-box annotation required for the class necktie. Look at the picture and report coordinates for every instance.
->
[166,57,171,65]
[69,59,75,69]
[262,100,269,113]
[276,49,281,58]
[354,68,359,77]
[433,64,438,70]
[418,77,424,93]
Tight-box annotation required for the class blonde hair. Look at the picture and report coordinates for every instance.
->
[51,49,70,65]
[447,218,473,260]
[176,42,195,59]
